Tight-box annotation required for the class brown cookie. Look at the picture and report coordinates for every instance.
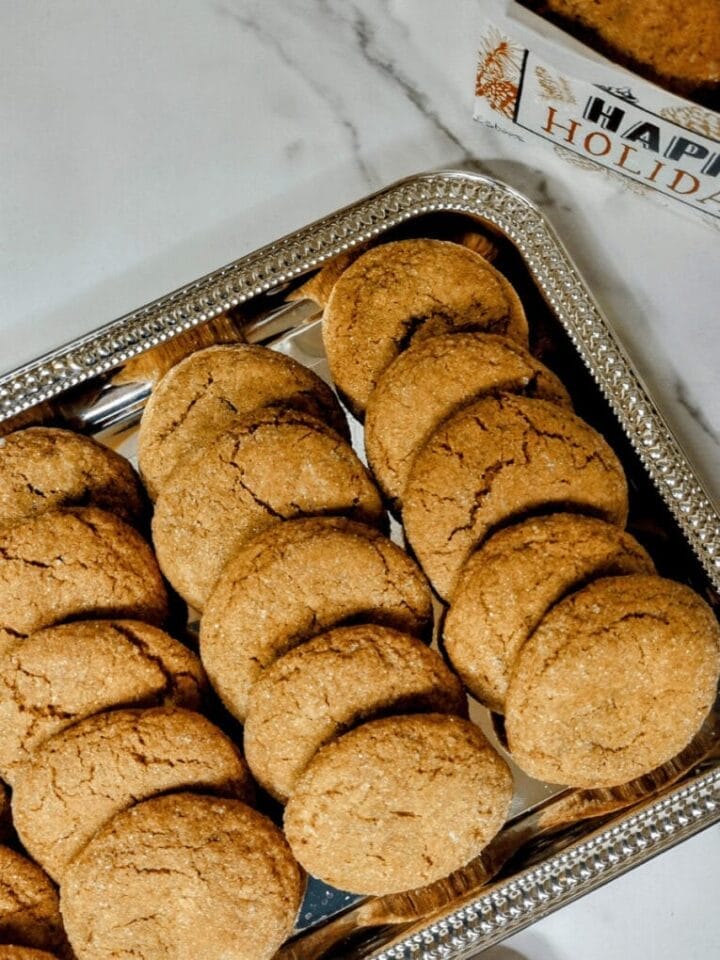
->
[0,948,59,960]
[12,706,253,882]
[138,343,348,499]
[0,846,69,958]
[365,333,572,508]
[244,624,467,802]
[152,408,384,611]
[0,427,145,528]
[284,713,512,895]
[443,515,655,713]
[535,0,719,99]
[0,508,169,655]
[506,574,720,787]
[61,793,303,960]
[322,239,529,417]
[200,517,433,722]
[403,394,629,600]
[0,620,206,784]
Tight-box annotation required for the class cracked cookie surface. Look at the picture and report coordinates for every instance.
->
[365,332,572,508]
[505,574,720,787]
[61,792,303,960]
[152,408,384,611]
[0,846,70,958]
[138,343,348,500]
[200,517,432,723]
[443,514,655,713]
[284,713,512,895]
[12,706,253,882]
[0,507,169,655]
[0,427,145,529]
[244,624,467,802]
[0,620,206,784]
[402,394,629,600]
[322,239,528,417]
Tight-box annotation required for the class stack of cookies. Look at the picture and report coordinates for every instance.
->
[322,236,720,789]
[0,424,304,960]
[134,337,514,897]
[198,517,512,895]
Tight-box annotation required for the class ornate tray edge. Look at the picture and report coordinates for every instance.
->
[2,170,719,956]
[374,769,720,960]
[2,172,718,592]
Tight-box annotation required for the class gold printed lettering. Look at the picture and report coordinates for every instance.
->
[583,131,612,157]
[542,106,581,143]
[614,143,642,174]
[668,169,700,194]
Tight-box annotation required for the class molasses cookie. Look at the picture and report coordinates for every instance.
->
[284,713,512,895]
[200,517,432,722]
[245,624,467,801]
[322,239,529,417]
[365,333,572,507]
[0,620,205,784]
[61,793,303,960]
[0,427,145,528]
[152,409,384,611]
[12,706,253,881]
[0,847,69,958]
[0,508,169,655]
[403,394,629,600]
[443,515,655,713]
[506,574,720,787]
[138,343,348,499]
[530,0,720,102]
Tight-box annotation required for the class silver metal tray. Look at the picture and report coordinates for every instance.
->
[2,171,719,960]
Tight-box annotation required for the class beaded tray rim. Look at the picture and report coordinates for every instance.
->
[1,170,719,957]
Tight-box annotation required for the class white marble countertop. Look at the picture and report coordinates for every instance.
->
[2,1,719,957]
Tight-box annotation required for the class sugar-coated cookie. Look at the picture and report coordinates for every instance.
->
[200,517,432,722]
[322,239,528,416]
[0,847,69,958]
[443,515,654,712]
[506,574,720,787]
[12,706,253,881]
[284,714,512,895]
[61,793,303,960]
[403,394,628,599]
[244,624,467,801]
[0,620,205,784]
[365,332,572,507]
[138,343,347,499]
[152,409,383,611]
[0,508,169,655]
[0,427,146,528]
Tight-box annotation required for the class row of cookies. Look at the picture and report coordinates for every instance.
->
[133,343,519,898]
[192,514,511,895]
[320,238,720,788]
[0,338,403,955]
[0,430,305,959]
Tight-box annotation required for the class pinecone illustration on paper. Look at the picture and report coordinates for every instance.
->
[475,30,524,118]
